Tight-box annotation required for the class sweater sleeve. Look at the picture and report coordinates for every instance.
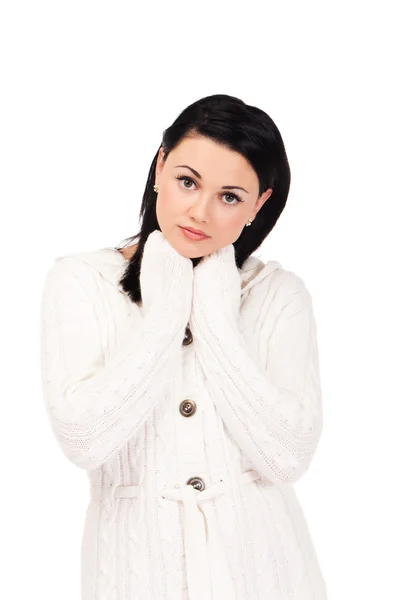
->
[39,256,188,471]
[190,275,324,485]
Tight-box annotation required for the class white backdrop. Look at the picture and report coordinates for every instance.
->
[1,1,399,598]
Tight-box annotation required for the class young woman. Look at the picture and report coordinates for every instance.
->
[40,94,327,600]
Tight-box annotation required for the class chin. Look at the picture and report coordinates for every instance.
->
[180,248,208,260]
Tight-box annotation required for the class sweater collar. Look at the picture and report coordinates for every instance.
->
[62,247,282,296]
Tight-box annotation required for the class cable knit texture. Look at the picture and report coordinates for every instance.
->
[40,231,327,600]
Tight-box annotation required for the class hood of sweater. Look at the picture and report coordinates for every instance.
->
[57,246,282,298]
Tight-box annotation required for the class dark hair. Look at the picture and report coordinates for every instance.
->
[116,93,291,304]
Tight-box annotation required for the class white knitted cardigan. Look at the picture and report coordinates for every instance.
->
[40,231,326,600]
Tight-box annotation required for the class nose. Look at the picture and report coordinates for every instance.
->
[187,193,212,223]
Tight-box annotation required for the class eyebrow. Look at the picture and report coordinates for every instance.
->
[174,164,249,194]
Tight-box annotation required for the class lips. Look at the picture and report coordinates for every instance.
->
[180,226,209,237]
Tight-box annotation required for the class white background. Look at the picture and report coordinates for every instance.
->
[1,1,399,598]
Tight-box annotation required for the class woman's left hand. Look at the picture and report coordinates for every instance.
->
[189,244,242,329]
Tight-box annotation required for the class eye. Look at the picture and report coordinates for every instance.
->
[175,174,244,207]
[221,192,244,206]
[175,175,195,190]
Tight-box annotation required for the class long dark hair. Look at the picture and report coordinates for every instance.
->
[116,93,291,304]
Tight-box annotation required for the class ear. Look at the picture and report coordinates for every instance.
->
[155,145,166,180]
[252,188,273,219]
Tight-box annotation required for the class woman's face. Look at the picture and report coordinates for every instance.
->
[155,135,273,258]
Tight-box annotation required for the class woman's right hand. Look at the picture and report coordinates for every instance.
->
[139,229,194,320]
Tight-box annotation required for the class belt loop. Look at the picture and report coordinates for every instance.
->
[107,481,118,508]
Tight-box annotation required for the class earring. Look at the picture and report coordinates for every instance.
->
[153,184,159,193]
[246,218,253,226]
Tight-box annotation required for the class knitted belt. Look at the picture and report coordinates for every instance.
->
[111,469,261,600]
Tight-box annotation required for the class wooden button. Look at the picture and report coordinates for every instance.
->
[182,325,193,346]
[186,476,205,491]
[179,399,197,417]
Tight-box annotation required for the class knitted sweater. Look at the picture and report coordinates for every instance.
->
[39,231,327,600]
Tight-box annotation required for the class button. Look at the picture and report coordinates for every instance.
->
[179,399,197,417]
[186,476,205,491]
[182,325,193,346]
